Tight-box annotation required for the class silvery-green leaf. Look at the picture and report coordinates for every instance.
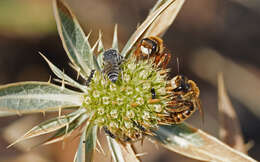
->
[74,127,86,162]
[8,108,86,148]
[107,136,125,162]
[0,111,17,117]
[143,0,186,37]
[85,125,97,162]
[73,129,86,162]
[0,82,83,113]
[40,52,87,92]
[91,38,102,71]
[43,113,89,145]
[121,0,174,58]
[96,32,104,68]
[120,143,140,162]
[97,31,104,54]
[74,120,97,162]
[112,24,119,51]
[153,124,257,162]
[53,0,96,76]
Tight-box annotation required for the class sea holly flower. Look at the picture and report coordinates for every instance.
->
[0,0,256,162]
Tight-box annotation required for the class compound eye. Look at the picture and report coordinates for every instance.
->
[173,86,183,92]
[151,43,157,54]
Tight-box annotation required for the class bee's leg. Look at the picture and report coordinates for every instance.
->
[182,91,194,99]
[86,70,95,86]
[123,136,132,142]
[103,126,116,139]
[132,120,146,132]
[161,52,171,69]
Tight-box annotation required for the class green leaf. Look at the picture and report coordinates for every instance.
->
[74,119,97,162]
[43,113,89,145]
[153,124,257,162]
[107,136,125,162]
[91,38,102,71]
[96,31,104,68]
[40,52,87,92]
[0,82,83,113]
[85,125,97,162]
[74,127,86,162]
[8,108,86,148]
[53,0,97,76]
[112,24,119,51]
[121,0,175,58]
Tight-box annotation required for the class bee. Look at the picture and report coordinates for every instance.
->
[159,75,203,124]
[134,36,171,69]
[102,49,124,83]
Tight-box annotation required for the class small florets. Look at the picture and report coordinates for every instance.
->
[82,56,169,141]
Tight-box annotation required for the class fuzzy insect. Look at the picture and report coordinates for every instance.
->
[160,75,203,124]
[134,36,171,69]
[102,49,123,83]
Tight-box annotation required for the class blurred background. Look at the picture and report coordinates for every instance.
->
[0,0,260,161]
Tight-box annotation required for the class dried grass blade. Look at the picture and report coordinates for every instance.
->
[121,0,174,58]
[218,73,246,153]
[143,0,186,37]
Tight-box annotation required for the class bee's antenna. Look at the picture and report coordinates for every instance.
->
[177,57,180,75]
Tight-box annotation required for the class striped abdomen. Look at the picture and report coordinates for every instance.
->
[169,103,195,123]
[158,101,196,124]
[103,63,121,83]
[102,49,123,83]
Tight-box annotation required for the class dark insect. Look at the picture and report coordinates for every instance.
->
[85,69,95,86]
[151,88,156,99]
[132,120,146,132]
[102,49,123,83]
[134,36,171,69]
[103,126,116,138]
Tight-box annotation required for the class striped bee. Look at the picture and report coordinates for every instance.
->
[102,49,123,83]
[159,75,203,124]
[134,36,171,69]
